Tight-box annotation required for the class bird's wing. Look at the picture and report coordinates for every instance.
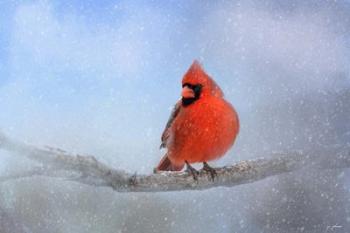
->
[160,100,182,149]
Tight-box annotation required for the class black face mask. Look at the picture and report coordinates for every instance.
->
[182,83,203,106]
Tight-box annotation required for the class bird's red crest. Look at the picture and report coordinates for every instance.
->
[182,60,224,98]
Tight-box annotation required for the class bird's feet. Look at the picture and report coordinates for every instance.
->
[202,162,217,181]
[185,161,199,181]
[129,172,137,186]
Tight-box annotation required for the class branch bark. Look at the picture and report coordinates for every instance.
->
[0,132,349,192]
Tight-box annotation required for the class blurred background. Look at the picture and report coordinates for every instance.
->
[0,0,350,232]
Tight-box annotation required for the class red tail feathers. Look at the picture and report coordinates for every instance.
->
[155,154,184,172]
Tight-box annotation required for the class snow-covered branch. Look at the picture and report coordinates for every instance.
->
[0,132,349,192]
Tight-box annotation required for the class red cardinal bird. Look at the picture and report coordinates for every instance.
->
[155,61,239,179]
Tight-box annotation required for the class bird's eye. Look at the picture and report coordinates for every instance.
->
[193,84,203,93]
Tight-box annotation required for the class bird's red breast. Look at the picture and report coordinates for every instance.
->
[156,61,239,171]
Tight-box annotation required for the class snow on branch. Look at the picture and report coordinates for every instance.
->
[0,132,349,192]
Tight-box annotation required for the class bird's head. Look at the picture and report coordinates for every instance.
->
[181,60,223,106]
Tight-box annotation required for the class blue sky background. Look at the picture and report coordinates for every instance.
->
[0,1,350,232]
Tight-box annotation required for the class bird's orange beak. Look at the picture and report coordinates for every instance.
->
[182,86,195,98]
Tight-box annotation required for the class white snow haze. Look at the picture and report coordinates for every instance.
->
[0,0,349,232]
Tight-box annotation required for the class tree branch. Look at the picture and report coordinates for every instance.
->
[0,132,349,192]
